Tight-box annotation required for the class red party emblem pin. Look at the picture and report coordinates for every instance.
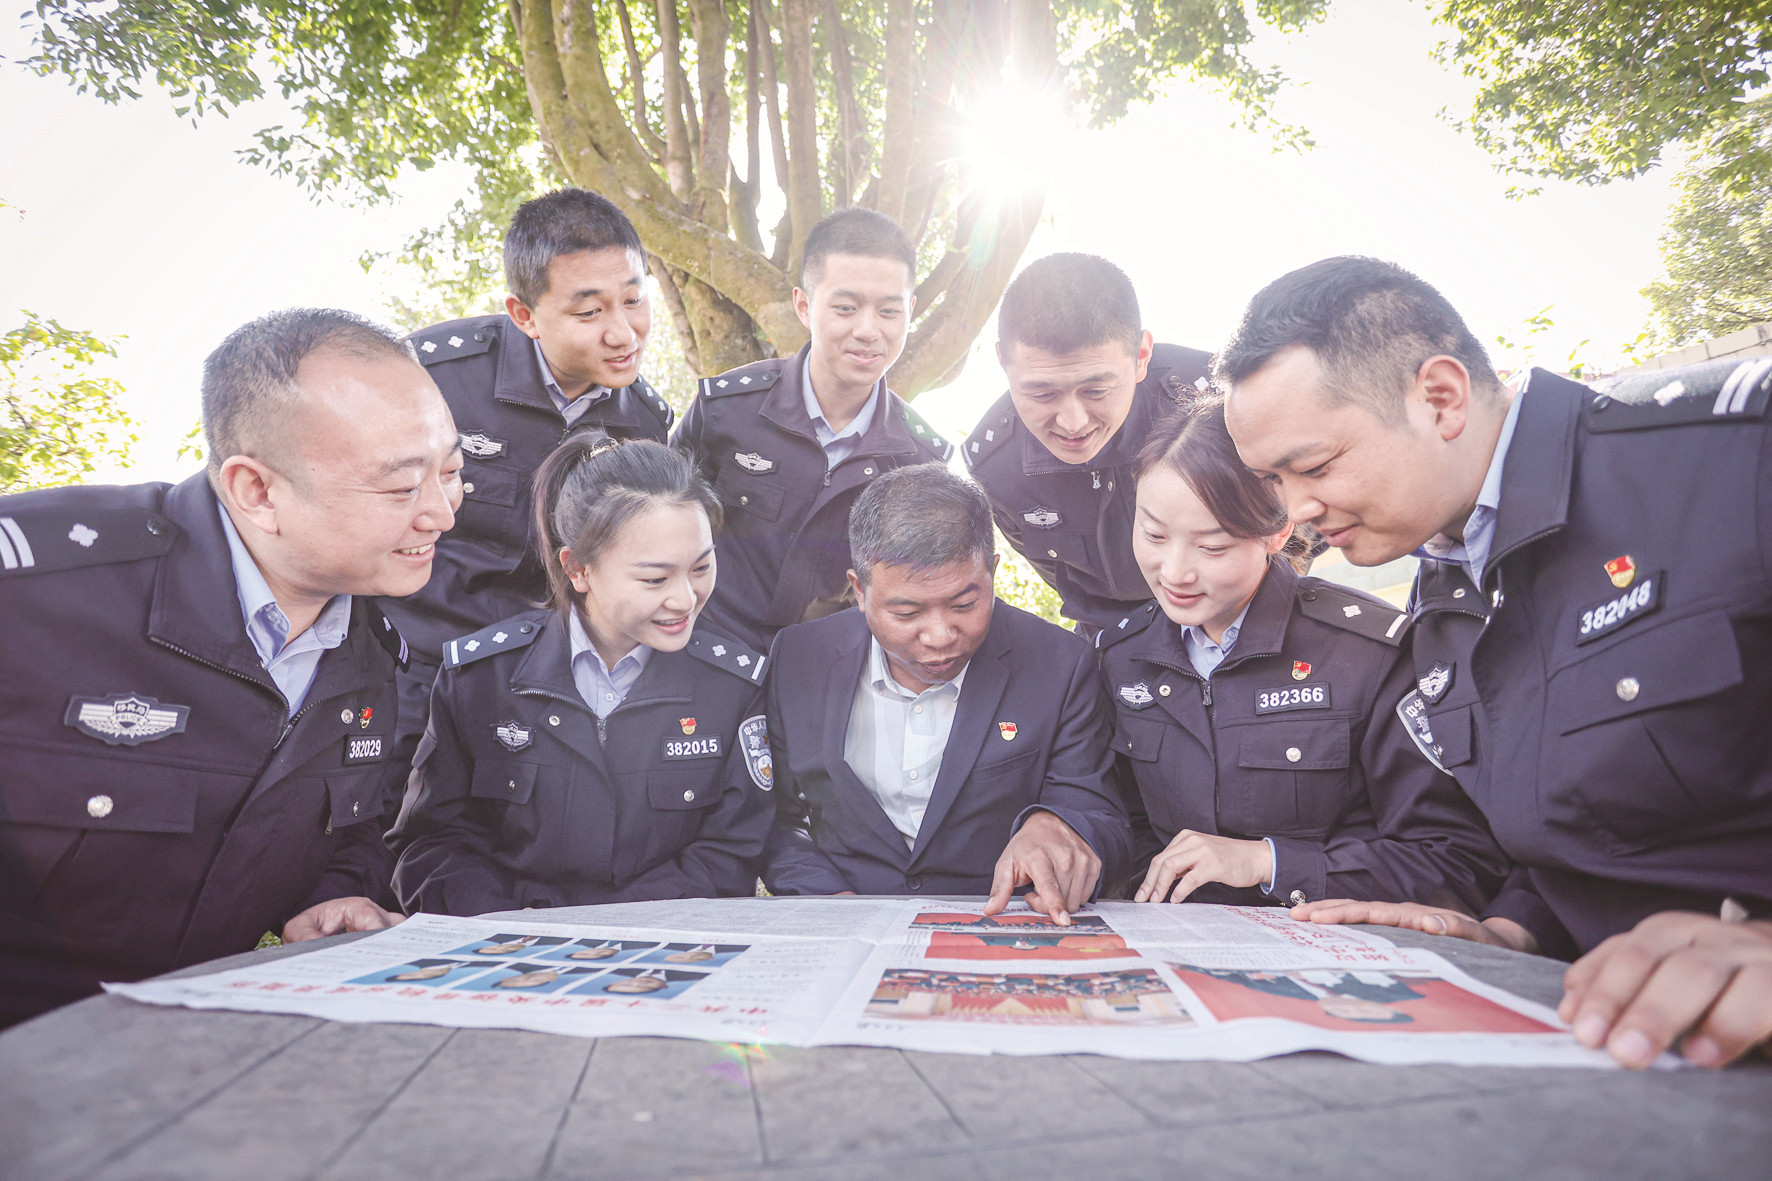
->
[1292,661,1312,681]
[998,721,1018,741]
[1604,555,1636,589]
[679,718,697,735]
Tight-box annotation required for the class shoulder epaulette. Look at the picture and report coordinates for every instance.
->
[410,321,497,366]
[0,495,176,579]
[1584,357,1772,433]
[963,397,1017,468]
[442,615,544,669]
[627,375,676,430]
[366,600,410,670]
[1296,580,1410,646]
[699,360,784,399]
[901,403,954,461]
[1146,343,1214,403]
[686,628,767,683]
[1095,601,1162,650]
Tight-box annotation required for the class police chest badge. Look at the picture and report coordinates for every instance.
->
[1577,569,1662,645]
[1395,689,1448,774]
[493,720,533,752]
[734,451,775,474]
[1417,662,1454,705]
[65,693,189,746]
[1118,682,1155,709]
[1022,507,1062,529]
[739,714,772,791]
[459,431,506,459]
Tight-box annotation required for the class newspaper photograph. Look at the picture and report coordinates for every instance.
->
[107,899,1639,1068]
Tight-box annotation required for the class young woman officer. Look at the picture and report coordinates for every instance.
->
[389,438,774,914]
[1098,400,1506,911]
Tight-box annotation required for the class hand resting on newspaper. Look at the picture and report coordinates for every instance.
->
[283,896,405,943]
[982,809,1101,927]
[1290,899,1772,1069]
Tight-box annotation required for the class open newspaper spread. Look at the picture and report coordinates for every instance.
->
[107,899,1622,1068]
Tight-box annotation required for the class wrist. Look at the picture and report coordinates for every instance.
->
[1480,915,1540,954]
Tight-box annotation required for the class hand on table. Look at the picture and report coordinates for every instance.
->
[1135,831,1272,903]
[984,810,1101,926]
[1288,899,1538,953]
[283,896,405,943]
[1560,911,1772,1069]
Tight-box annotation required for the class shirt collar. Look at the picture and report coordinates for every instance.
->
[1417,384,1524,568]
[1184,595,1255,659]
[802,352,879,444]
[215,500,350,659]
[866,637,968,701]
[533,337,612,415]
[567,609,651,677]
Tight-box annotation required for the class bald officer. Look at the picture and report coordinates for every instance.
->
[0,309,463,1026]
[1220,256,1772,1070]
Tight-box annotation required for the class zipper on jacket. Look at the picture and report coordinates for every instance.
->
[1091,470,1101,489]
[596,714,608,746]
[1200,679,1213,707]
[823,466,833,487]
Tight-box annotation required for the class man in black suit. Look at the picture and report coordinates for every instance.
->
[761,463,1131,923]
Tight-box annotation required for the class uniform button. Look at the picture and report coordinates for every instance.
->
[146,517,165,535]
[683,790,696,802]
[739,495,750,506]
[1289,890,1308,906]
[907,875,923,890]
[340,709,354,723]
[1492,589,1505,608]
[548,715,562,726]
[1452,588,1466,599]
[1616,677,1640,702]
[86,794,113,819]
[864,467,875,476]
[912,704,923,714]
[519,623,534,634]
[1285,747,1302,763]
[1158,684,1171,697]
[1047,549,1058,558]
[462,482,475,495]
[507,779,518,792]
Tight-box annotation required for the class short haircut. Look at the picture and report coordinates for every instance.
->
[504,187,645,307]
[1135,397,1312,569]
[1215,256,1502,424]
[531,436,721,612]
[997,253,1142,357]
[848,463,994,587]
[201,308,416,481]
[800,207,916,292]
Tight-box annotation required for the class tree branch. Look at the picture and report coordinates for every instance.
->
[875,0,915,222]
[685,0,732,229]
[729,3,765,253]
[824,0,865,207]
[649,255,703,374]
[654,0,695,196]
[778,0,824,281]
[613,0,666,160]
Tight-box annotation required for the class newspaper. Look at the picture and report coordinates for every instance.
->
[106,899,1633,1068]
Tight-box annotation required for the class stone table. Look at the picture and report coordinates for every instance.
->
[2,917,1768,1180]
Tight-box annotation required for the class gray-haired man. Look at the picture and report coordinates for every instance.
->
[761,464,1131,921]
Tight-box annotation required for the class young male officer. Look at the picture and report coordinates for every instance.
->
[0,309,463,1027]
[1220,255,1772,1069]
[963,253,1214,632]
[671,208,952,651]
[384,188,674,752]
[762,464,1131,922]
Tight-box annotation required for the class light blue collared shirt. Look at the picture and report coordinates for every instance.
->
[568,611,652,719]
[1182,599,1254,680]
[533,338,612,427]
[216,504,351,713]
[1416,383,1525,589]
[801,354,879,469]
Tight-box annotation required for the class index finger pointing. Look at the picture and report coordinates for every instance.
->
[983,851,1021,917]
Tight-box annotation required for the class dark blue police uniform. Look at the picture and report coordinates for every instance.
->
[381,315,675,763]
[669,344,952,650]
[0,476,408,1027]
[761,602,1133,896]
[1404,360,1772,958]
[388,609,773,914]
[1098,560,1507,911]
[962,344,1212,631]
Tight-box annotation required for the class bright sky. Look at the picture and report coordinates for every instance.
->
[1,0,1675,483]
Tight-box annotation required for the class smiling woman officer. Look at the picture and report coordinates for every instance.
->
[388,439,773,914]
[1098,400,1506,912]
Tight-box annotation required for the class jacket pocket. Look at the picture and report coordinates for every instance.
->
[714,464,787,523]
[1231,718,1354,834]
[1113,715,1169,763]
[1553,609,1742,735]
[325,772,388,831]
[456,460,525,557]
[470,759,539,805]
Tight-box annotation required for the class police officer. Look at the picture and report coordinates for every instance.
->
[385,189,675,758]
[671,208,951,652]
[0,309,462,1027]
[1221,255,1772,1069]
[963,253,1214,633]
[389,439,771,913]
[1098,401,1506,911]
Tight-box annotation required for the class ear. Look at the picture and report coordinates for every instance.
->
[1264,525,1295,554]
[792,286,812,330]
[995,339,1011,370]
[845,567,866,605]
[1132,329,1155,383]
[215,455,283,538]
[561,546,594,595]
[506,294,541,340]
[1416,355,1474,442]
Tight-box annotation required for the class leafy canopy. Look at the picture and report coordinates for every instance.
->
[1,312,137,493]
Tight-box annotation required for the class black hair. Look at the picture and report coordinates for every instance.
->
[1215,256,1501,424]
[201,308,416,480]
[504,188,646,307]
[800,207,917,291]
[848,463,994,586]
[530,437,722,612]
[997,252,1143,357]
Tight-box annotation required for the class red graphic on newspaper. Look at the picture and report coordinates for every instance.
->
[1170,966,1559,1034]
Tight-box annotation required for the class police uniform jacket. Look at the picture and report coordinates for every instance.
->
[382,315,675,663]
[1404,362,1772,958]
[670,344,952,650]
[1099,560,1508,912]
[388,609,773,915]
[963,344,1212,630]
[761,602,1133,897]
[0,476,407,1026]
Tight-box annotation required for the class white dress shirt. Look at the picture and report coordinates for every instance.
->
[843,638,969,847]
[801,353,879,469]
[568,610,652,718]
[217,503,351,712]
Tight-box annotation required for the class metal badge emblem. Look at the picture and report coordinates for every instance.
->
[1605,554,1637,589]
[1022,507,1062,529]
[459,432,506,459]
[65,693,190,747]
[680,717,697,735]
[1118,682,1155,709]
[1418,662,1455,705]
[494,720,533,752]
[998,721,1018,741]
[1292,660,1312,681]
[734,451,775,473]
[739,714,773,791]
